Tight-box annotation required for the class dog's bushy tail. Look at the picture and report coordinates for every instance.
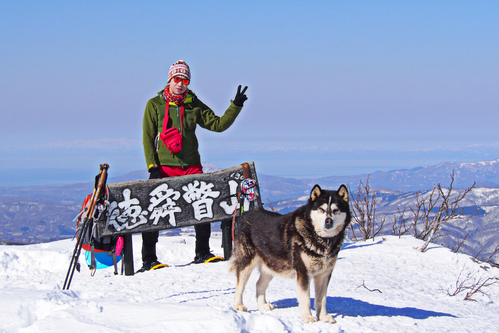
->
[228,230,256,275]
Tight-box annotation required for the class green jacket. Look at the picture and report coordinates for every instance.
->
[143,90,243,170]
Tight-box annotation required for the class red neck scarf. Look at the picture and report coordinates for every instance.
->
[163,86,188,105]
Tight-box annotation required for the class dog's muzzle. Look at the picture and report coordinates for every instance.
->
[325,217,333,229]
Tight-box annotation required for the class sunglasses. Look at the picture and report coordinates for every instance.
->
[173,77,190,85]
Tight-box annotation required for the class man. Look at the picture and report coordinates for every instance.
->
[139,59,248,272]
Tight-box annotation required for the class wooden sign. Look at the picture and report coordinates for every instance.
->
[96,162,261,237]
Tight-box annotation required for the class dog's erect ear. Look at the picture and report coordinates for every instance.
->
[337,185,349,203]
[310,184,322,202]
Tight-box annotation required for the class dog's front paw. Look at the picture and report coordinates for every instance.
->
[258,303,275,311]
[320,314,336,324]
[234,304,248,312]
[302,316,318,323]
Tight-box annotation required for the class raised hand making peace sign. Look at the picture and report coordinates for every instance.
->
[233,85,248,107]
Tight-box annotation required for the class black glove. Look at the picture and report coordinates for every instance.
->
[148,167,161,179]
[233,85,248,107]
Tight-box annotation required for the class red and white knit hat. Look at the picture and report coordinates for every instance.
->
[168,60,191,82]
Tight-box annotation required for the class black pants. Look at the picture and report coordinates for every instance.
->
[141,224,211,264]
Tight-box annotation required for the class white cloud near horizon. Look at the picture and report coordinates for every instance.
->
[33,138,141,151]
[3,138,497,161]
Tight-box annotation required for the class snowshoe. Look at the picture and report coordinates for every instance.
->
[193,252,223,264]
[136,261,168,273]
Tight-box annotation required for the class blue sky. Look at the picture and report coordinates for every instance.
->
[1,1,499,186]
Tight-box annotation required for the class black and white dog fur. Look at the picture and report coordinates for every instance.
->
[229,184,351,323]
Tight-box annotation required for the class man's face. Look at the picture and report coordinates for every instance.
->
[168,76,189,95]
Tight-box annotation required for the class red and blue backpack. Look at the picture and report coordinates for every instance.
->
[75,191,123,274]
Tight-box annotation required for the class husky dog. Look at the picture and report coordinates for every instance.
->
[229,184,350,324]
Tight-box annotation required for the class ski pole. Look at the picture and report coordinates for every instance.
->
[62,184,99,290]
[62,189,96,289]
[62,164,109,290]
[63,163,109,290]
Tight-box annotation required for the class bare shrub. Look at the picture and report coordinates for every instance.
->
[475,244,499,268]
[452,233,469,253]
[392,171,477,252]
[447,264,499,301]
[265,199,278,213]
[392,207,411,237]
[349,175,385,241]
[487,245,499,268]
[357,280,382,293]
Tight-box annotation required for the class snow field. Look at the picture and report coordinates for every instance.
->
[0,230,498,332]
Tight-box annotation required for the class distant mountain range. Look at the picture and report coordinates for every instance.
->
[258,158,499,201]
[1,159,498,263]
[274,186,499,264]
